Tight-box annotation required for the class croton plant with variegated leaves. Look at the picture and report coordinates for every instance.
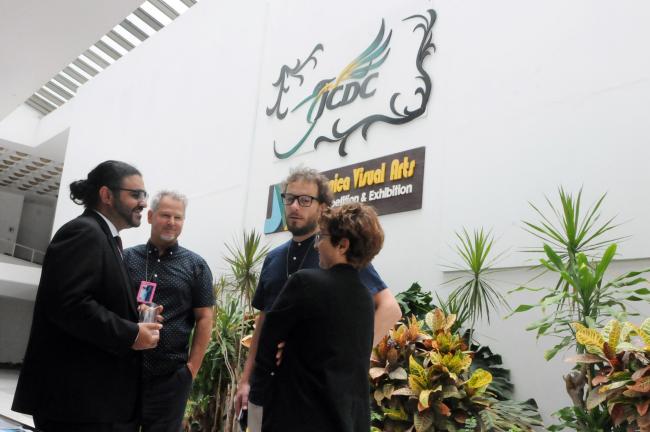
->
[568,318,650,431]
[369,309,542,432]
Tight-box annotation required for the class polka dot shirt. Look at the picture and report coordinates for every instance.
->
[124,242,214,378]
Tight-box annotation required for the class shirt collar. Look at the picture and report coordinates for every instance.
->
[146,239,180,257]
[94,210,119,237]
[291,233,317,247]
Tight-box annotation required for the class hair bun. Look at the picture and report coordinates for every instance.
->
[69,179,89,205]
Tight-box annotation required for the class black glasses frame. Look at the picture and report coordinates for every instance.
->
[314,233,331,243]
[281,193,319,207]
[114,187,148,201]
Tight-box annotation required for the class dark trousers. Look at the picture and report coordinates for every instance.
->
[33,417,136,432]
[138,365,194,432]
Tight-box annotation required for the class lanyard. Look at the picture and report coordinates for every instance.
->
[145,247,154,282]
[286,236,316,278]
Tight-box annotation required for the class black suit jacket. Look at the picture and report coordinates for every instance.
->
[12,210,140,423]
[256,264,374,432]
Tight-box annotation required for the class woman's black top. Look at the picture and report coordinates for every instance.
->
[255,263,374,432]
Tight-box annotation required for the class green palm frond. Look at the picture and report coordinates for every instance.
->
[522,187,625,262]
[445,228,509,335]
[223,229,270,311]
[188,229,269,431]
[478,399,544,431]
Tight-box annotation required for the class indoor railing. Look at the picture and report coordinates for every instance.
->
[0,238,45,265]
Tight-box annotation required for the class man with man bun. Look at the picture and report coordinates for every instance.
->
[12,160,161,432]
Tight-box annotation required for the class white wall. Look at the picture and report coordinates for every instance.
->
[0,190,24,255]
[16,199,55,256]
[0,255,40,301]
[0,105,40,146]
[437,0,650,267]
[0,296,33,364]
[39,0,650,423]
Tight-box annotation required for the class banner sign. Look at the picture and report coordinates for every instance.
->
[264,8,436,159]
[264,147,425,234]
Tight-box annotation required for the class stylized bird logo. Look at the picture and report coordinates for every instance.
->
[274,20,392,159]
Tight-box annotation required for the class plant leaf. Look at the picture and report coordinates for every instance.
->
[370,367,387,380]
[389,367,408,381]
[586,389,608,410]
[576,328,605,350]
[418,389,433,409]
[414,410,434,432]
[467,368,493,389]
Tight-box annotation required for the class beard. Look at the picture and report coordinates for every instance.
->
[114,197,143,228]
[159,233,177,242]
[287,217,318,237]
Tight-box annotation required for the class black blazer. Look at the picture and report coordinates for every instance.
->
[12,210,140,423]
[256,264,374,432]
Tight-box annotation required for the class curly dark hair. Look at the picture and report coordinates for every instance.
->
[282,166,333,206]
[319,203,384,269]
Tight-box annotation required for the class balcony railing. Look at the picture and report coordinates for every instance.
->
[0,238,45,265]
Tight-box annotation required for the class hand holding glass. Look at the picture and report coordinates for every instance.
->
[139,303,159,323]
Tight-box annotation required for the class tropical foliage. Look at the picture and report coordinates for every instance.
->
[468,343,514,401]
[396,282,514,401]
[185,292,253,432]
[396,282,434,321]
[369,309,542,431]
[509,187,650,430]
[511,243,650,361]
[556,318,650,431]
[510,188,650,360]
[185,230,268,432]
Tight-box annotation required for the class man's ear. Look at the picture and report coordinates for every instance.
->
[147,209,154,224]
[98,186,113,206]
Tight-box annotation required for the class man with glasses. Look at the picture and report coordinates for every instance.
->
[235,167,402,431]
[123,191,214,432]
[13,160,161,432]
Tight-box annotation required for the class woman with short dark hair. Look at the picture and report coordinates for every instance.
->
[254,203,384,432]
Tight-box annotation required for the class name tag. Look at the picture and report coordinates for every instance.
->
[137,281,157,303]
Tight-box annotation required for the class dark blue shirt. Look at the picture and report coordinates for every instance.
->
[249,233,386,404]
[252,234,386,312]
[124,242,214,377]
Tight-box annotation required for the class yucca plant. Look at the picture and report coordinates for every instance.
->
[518,244,649,431]
[223,229,270,312]
[186,293,252,432]
[522,187,623,262]
[185,230,268,432]
[509,187,650,431]
[516,187,625,317]
[445,228,509,344]
[510,188,649,360]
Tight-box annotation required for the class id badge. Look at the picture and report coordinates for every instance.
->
[137,281,157,303]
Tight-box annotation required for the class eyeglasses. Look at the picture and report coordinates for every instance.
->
[281,193,319,207]
[315,233,330,243]
[114,188,148,201]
